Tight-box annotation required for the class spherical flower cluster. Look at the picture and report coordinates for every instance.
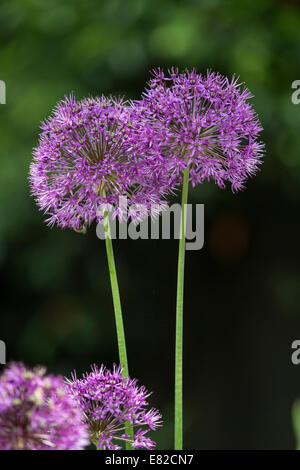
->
[29,95,171,231]
[65,364,162,450]
[0,362,89,450]
[140,68,264,191]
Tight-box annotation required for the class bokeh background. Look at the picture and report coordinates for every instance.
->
[1,0,300,450]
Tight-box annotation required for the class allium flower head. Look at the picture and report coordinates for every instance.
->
[140,68,265,191]
[0,362,89,450]
[29,95,170,231]
[66,364,162,450]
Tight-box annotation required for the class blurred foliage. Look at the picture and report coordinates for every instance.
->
[0,0,300,449]
[292,399,300,450]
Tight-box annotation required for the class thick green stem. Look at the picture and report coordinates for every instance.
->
[174,166,190,450]
[103,208,133,449]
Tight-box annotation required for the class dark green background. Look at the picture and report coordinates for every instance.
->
[1,0,300,449]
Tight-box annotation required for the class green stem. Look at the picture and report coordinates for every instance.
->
[103,207,133,449]
[103,212,129,376]
[174,166,190,450]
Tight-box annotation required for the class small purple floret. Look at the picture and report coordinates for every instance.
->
[0,362,89,450]
[65,364,162,450]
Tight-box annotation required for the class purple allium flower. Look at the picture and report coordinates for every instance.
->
[140,68,265,192]
[65,364,162,450]
[0,362,89,450]
[29,95,171,231]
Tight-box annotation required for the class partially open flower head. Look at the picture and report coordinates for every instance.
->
[65,364,162,450]
[141,68,265,192]
[0,362,89,450]
[30,95,172,231]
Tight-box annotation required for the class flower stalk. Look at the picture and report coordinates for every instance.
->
[102,203,134,449]
[103,208,129,377]
[174,165,190,450]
